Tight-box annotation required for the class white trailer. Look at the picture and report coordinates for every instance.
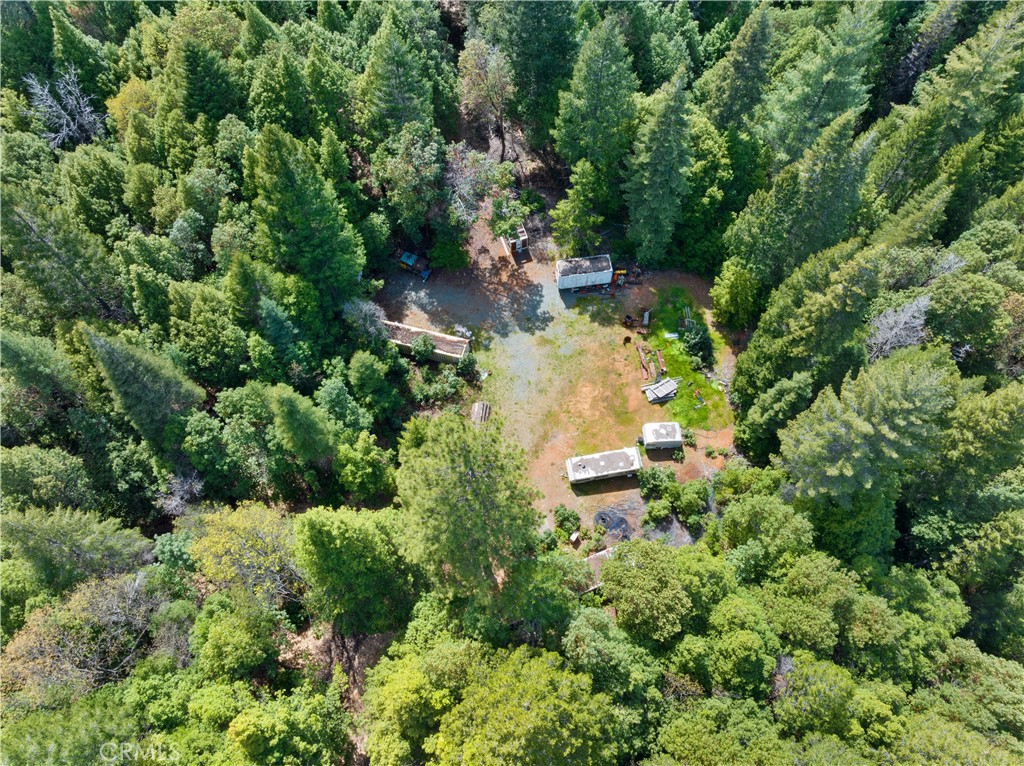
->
[641,422,683,450]
[565,446,643,484]
[555,255,614,290]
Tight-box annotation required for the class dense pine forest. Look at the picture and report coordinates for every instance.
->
[1,1,1023,764]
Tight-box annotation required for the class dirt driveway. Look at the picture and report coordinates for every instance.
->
[378,235,737,537]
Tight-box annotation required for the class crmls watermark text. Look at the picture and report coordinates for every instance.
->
[100,742,181,763]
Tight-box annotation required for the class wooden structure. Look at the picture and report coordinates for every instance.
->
[382,321,470,364]
[565,446,643,484]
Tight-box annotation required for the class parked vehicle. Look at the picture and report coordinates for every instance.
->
[398,251,432,282]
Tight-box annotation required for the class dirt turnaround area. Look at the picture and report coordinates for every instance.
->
[379,231,739,541]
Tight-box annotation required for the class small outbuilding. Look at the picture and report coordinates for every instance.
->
[565,446,643,484]
[555,255,614,290]
[641,422,683,450]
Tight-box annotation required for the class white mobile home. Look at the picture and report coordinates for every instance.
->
[565,446,643,484]
[555,255,614,290]
[641,422,684,450]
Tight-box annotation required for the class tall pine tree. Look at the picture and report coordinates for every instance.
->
[83,327,205,447]
[554,18,639,209]
[757,2,883,166]
[625,66,693,266]
[693,1,772,132]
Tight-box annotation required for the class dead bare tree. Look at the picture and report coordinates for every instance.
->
[342,298,387,340]
[867,295,931,362]
[23,66,105,149]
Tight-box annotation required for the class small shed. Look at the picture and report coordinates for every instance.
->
[382,321,470,364]
[642,422,683,449]
[642,378,679,404]
[501,224,529,257]
[565,446,642,484]
[555,255,614,290]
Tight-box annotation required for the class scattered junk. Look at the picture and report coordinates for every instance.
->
[655,350,667,374]
[663,332,679,340]
[555,254,614,291]
[469,401,491,427]
[397,251,432,282]
[501,224,530,258]
[569,530,581,546]
[594,510,632,541]
[642,310,651,327]
[382,321,469,364]
[622,314,637,328]
[643,377,681,404]
[565,446,643,484]
[681,306,697,331]
[636,343,650,380]
[453,323,473,340]
[640,422,684,450]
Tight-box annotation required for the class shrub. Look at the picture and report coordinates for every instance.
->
[553,504,581,534]
[428,222,470,269]
[411,367,465,406]
[672,449,685,463]
[410,334,435,364]
[642,498,673,527]
[637,465,676,500]
[705,446,717,457]
[682,428,697,447]
[456,351,478,380]
[682,323,714,368]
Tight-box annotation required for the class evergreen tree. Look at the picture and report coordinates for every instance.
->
[693,2,772,131]
[2,195,124,322]
[866,3,1024,210]
[734,371,815,464]
[248,49,311,137]
[82,327,205,447]
[48,7,110,97]
[238,1,279,60]
[294,507,417,635]
[354,9,433,146]
[478,0,578,147]
[673,108,735,274]
[315,0,348,35]
[730,239,878,419]
[717,111,867,322]
[757,3,884,166]
[305,44,353,139]
[395,414,539,601]
[779,347,962,564]
[550,159,605,259]
[625,66,692,266]
[554,18,639,207]
[0,329,80,401]
[178,39,239,125]
[249,125,365,327]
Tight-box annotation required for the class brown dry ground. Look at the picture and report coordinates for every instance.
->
[380,230,739,539]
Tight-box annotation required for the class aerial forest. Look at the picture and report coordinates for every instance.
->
[1,1,1023,765]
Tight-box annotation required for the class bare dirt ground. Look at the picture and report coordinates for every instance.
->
[379,235,739,544]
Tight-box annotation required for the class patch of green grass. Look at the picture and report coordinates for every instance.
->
[644,287,732,430]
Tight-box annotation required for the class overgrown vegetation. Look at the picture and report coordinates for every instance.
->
[2,2,1023,765]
